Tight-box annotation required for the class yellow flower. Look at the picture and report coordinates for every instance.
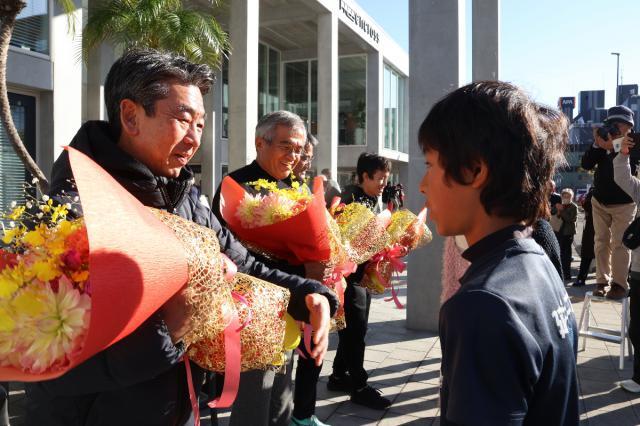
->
[29,260,61,282]
[0,269,20,299]
[23,224,47,247]
[5,205,25,221]
[12,288,46,317]
[2,226,24,245]
[40,198,53,214]
[50,204,68,223]
[70,270,89,283]
[0,306,15,332]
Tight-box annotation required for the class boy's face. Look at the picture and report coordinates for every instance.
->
[419,149,481,237]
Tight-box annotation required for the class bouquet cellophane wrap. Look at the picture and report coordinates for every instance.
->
[148,209,234,347]
[386,209,432,251]
[188,273,290,372]
[334,203,391,265]
[361,208,432,295]
[0,147,191,381]
[222,177,347,330]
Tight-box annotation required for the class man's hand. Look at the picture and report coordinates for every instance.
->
[621,135,635,155]
[304,261,332,282]
[161,285,191,345]
[555,203,563,213]
[305,293,330,366]
[593,127,614,151]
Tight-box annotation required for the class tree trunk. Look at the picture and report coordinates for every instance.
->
[0,0,50,194]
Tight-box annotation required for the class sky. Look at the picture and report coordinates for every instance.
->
[358,0,640,109]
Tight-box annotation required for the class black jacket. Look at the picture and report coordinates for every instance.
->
[25,121,338,426]
[440,225,579,425]
[581,147,638,205]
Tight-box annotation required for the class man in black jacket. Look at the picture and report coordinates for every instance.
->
[327,152,393,410]
[25,49,338,426]
[581,105,638,299]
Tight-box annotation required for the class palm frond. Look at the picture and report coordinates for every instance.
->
[55,0,78,34]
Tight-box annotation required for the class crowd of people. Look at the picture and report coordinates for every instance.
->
[9,47,640,425]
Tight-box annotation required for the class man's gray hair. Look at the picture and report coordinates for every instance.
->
[306,134,318,148]
[255,111,307,142]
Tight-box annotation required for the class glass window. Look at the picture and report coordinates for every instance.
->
[384,65,407,153]
[258,43,280,119]
[11,0,49,55]
[284,61,309,125]
[338,56,367,146]
[310,60,318,135]
[1,93,36,227]
[222,59,229,138]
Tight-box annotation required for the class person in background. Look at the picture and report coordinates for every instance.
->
[327,153,393,410]
[612,135,640,393]
[574,188,595,287]
[321,168,341,207]
[292,134,317,181]
[556,188,578,282]
[582,105,638,299]
[419,81,578,425]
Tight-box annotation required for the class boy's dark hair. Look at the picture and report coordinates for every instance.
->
[356,152,391,183]
[418,81,567,225]
[105,48,215,137]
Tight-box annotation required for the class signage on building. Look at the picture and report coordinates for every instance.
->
[339,0,380,44]
[559,97,575,108]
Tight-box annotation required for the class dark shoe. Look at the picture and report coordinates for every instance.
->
[351,385,391,410]
[327,373,354,393]
[593,283,607,297]
[573,280,585,287]
[606,284,628,300]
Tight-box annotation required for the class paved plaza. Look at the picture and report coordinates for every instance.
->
[7,260,640,425]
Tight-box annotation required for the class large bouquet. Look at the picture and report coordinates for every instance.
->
[0,148,293,417]
[221,176,353,330]
[361,208,432,307]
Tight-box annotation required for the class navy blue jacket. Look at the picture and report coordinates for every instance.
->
[439,225,579,426]
[25,121,338,426]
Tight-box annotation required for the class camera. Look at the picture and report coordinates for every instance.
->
[596,122,622,140]
[382,183,404,209]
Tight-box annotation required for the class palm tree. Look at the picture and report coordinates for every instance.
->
[83,0,229,71]
[0,0,75,193]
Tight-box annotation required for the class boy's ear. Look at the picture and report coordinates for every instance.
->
[468,160,489,189]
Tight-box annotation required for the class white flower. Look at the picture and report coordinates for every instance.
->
[10,201,16,208]
[42,195,50,202]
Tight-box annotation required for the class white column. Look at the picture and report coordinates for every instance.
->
[316,11,338,178]
[199,91,216,201]
[228,0,259,172]
[86,43,115,121]
[366,51,384,154]
[407,0,467,332]
[472,0,500,81]
[50,0,83,163]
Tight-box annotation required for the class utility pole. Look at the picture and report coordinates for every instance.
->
[611,52,620,104]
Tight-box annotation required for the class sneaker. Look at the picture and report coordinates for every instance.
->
[593,283,607,297]
[327,373,353,393]
[351,385,392,410]
[606,284,628,300]
[620,379,640,393]
[573,279,585,287]
[289,415,330,426]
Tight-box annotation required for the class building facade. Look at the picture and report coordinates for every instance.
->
[2,0,409,207]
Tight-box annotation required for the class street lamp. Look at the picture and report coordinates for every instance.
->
[611,52,620,104]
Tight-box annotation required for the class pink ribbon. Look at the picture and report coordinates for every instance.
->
[370,244,407,309]
[231,291,252,332]
[324,261,356,285]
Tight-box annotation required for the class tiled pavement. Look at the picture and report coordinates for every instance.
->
[7,264,640,425]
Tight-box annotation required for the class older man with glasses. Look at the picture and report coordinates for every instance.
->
[292,134,318,181]
[212,111,332,426]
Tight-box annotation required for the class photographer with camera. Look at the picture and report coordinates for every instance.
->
[382,181,404,211]
[581,105,639,299]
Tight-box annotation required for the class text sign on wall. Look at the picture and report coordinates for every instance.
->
[339,0,380,44]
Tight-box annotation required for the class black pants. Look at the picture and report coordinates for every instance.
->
[577,256,594,281]
[559,234,574,281]
[293,339,321,419]
[333,284,372,389]
[629,275,640,383]
[0,382,8,426]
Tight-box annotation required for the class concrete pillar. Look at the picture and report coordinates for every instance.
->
[212,68,224,191]
[472,0,500,81]
[407,0,467,332]
[50,1,83,163]
[366,51,384,154]
[86,43,115,121]
[199,92,216,201]
[228,0,259,172]
[316,11,338,178]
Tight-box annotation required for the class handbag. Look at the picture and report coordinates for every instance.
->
[623,216,640,250]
